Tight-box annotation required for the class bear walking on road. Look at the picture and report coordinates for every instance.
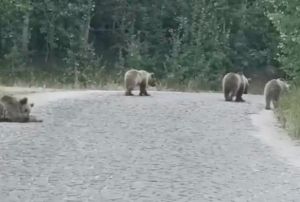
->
[222,72,251,102]
[124,69,156,96]
[264,78,289,110]
[0,95,42,122]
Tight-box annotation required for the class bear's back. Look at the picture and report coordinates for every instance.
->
[264,79,281,98]
[124,69,143,89]
[276,79,289,94]
[222,73,241,89]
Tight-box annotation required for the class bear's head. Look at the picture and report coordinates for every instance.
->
[19,97,34,117]
[148,72,156,87]
[277,78,290,92]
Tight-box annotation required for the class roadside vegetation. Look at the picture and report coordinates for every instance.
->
[265,1,300,137]
[276,88,300,138]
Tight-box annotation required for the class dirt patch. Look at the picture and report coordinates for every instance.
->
[251,110,300,169]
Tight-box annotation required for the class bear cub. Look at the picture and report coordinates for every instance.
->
[264,78,289,110]
[0,95,42,122]
[124,69,156,96]
[222,72,251,102]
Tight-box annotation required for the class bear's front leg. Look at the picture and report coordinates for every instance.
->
[139,83,150,96]
[143,90,150,96]
[29,115,43,122]
[125,89,134,96]
[225,92,233,101]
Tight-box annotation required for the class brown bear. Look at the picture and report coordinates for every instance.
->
[222,72,251,102]
[124,69,156,96]
[264,78,289,110]
[0,95,42,122]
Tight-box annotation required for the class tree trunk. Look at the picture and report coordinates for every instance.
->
[82,0,94,49]
[21,9,30,56]
[74,65,79,88]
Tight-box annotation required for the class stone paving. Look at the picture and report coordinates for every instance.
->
[0,91,300,202]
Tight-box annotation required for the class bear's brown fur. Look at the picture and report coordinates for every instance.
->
[124,69,156,96]
[222,72,250,102]
[264,78,289,110]
[0,95,42,122]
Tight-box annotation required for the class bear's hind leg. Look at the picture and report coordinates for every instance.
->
[235,96,245,102]
[272,98,279,109]
[224,89,232,101]
[235,86,245,102]
[272,94,280,109]
[273,100,279,109]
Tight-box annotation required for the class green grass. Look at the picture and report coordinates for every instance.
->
[277,87,300,138]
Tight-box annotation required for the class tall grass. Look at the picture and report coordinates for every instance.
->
[0,68,124,90]
[0,68,225,92]
[0,68,269,94]
[277,88,300,138]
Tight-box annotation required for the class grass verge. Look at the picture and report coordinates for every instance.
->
[276,87,300,138]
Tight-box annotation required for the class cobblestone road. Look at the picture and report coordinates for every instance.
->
[1,91,300,202]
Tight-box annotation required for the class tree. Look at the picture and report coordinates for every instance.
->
[265,0,300,81]
[0,0,282,88]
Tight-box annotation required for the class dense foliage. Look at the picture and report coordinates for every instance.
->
[265,0,300,82]
[0,0,282,88]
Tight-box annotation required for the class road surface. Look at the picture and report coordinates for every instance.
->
[0,91,300,202]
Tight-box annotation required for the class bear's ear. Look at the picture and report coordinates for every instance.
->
[150,72,155,76]
[19,97,28,105]
[30,103,34,108]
